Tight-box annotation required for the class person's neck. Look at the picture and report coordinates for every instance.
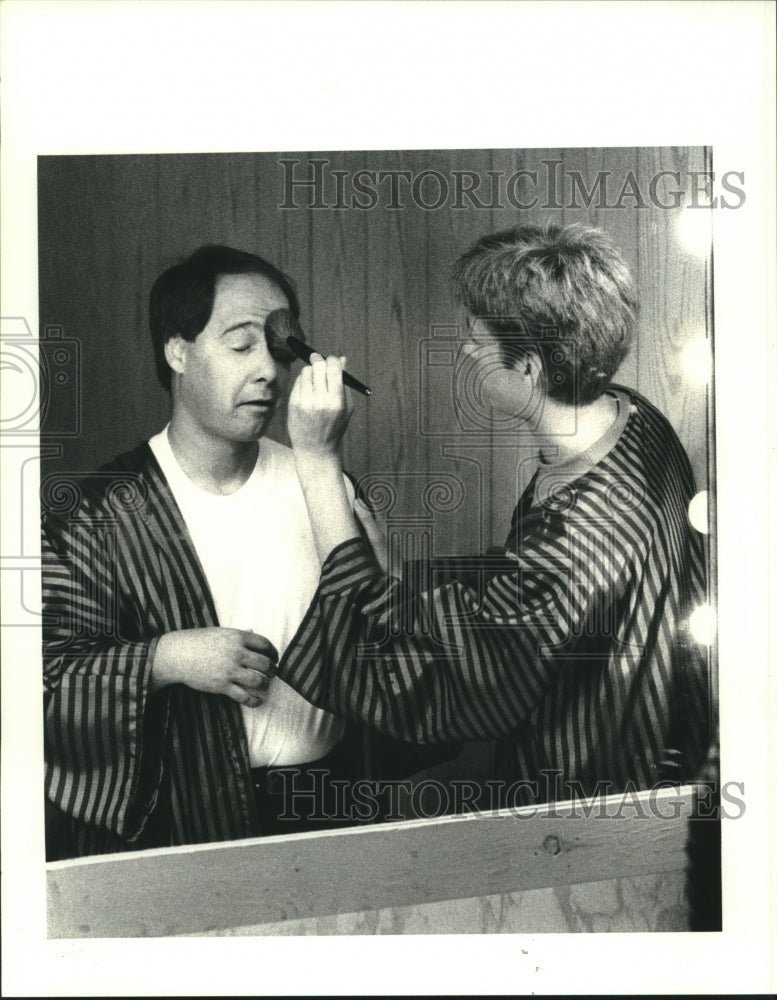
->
[167,414,259,495]
[537,393,619,465]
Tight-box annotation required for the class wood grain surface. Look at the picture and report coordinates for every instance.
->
[38,147,712,499]
[47,788,694,938]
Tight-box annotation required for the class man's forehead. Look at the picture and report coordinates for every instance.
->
[213,272,288,312]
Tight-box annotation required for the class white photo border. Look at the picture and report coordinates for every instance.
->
[1,1,775,996]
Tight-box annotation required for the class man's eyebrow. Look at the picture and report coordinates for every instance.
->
[220,321,259,338]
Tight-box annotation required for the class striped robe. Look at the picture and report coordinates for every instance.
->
[42,444,264,857]
[42,444,455,858]
[279,387,714,799]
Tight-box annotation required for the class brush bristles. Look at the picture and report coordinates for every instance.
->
[265,308,306,343]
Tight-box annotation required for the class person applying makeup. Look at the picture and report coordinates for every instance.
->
[281,223,714,808]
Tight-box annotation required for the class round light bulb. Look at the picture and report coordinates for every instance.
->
[689,603,717,646]
[688,491,709,534]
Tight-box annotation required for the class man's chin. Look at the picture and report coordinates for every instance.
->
[234,407,275,438]
[243,423,271,442]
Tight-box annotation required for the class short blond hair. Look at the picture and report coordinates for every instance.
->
[452,223,638,404]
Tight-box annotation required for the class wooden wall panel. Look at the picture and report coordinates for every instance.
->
[634,147,710,485]
[38,147,712,495]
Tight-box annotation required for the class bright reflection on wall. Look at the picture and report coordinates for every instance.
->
[680,337,712,385]
[676,205,713,257]
[689,603,717,646]
[688,490,709,534]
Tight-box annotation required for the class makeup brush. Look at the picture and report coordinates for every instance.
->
[265,308,372,397]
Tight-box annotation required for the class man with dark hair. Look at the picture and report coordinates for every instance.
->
[43,246,361,857]
[148,245,302,392]
[279,223,713,806]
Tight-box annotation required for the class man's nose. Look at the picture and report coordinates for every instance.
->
[250,340,277,381]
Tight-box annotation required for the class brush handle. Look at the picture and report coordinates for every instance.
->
[286,335,371,396]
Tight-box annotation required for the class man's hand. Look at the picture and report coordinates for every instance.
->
[288,354,354,458]
[150,628,279,707]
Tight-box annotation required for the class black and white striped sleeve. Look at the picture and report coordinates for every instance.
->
[280,508,621,744]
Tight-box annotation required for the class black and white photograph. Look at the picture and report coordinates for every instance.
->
[37,146,720,922]
[1,2,774,997]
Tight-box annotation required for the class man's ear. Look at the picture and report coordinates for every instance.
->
[164,335,188,376]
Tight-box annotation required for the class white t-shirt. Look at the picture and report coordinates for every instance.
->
[149,428,346,766]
